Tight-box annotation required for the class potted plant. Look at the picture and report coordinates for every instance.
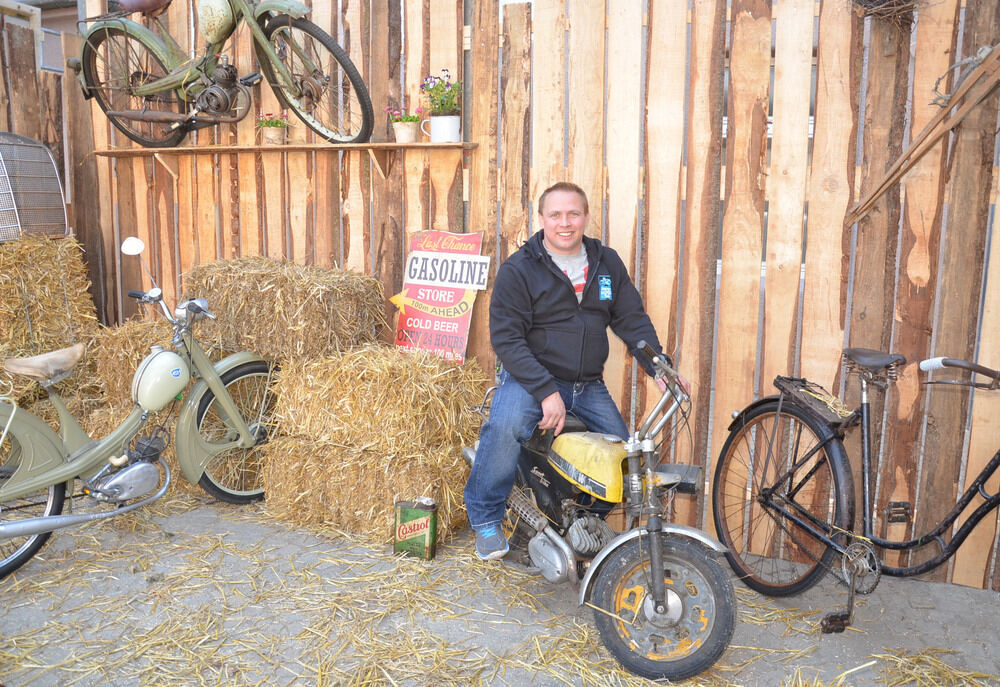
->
[257,111,288,145]
[419,69,462,143]
[387,106,422,143]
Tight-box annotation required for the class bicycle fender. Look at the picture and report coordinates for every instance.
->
[0,404,68,501]
[174,351,267,484]
[82,19,173,68]
[254,0,310,22]
[578,525,727,605]
[726,394,782,432]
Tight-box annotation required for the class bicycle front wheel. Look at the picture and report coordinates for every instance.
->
[195,361,277,503]
[81,26,188,148]
[712,399,854,596]
[262,16,374,143]
[1,431,66,579]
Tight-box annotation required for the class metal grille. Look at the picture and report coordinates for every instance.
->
[0,132,67,242]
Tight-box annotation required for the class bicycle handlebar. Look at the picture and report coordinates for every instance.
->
[919,356,999,389]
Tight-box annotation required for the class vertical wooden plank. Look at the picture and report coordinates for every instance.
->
[342,0,368,272]
[927,2,1000,586]
[499,4,532,261]
[259,76,285,258]
[5,24,42,141]
[711,0,771,544]
[312,4,339,266]
[287,125,312,264]
[116,158,140,319]
[153,156,179,307]
[528,0,566,210]
[403,0,429,235]
[372,0,405,331]
[0,28,8,132]
[644,0,689,522]
[800,0,860,389]
[681,0,725,528]
[760,0,814,392]
[466,0,500,372]
[39,72,64,180]
[63,32,106,322]
[428,0,462,231]
[176,156,197,279]
[196,153,219,264]
[848,16,910,539]
[567,1,604,236]
[882,0,959,576]
[604,1,642,417]
[236,19,261,257]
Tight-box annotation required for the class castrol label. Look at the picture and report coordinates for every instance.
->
[393,497,438,559]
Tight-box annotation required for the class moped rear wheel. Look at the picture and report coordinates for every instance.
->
[591,534,735,680]
[260,16,374,143]
[0,433,66,579]
[80,26,188,148]
[195,361,277,504]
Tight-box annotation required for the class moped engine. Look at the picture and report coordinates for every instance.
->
[91,462,161,502]
[566,515,616,556]
[195,57,248,116]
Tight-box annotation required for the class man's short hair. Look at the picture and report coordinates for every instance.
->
[538,182,589,216]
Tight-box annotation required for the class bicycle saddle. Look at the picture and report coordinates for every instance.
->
[4,343,85,383]
[843,347,906,370]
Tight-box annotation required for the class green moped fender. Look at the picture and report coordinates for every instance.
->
[0,404,68,501]
[174,351,268,484]
[80,18,175,77]
[254,0,310,22]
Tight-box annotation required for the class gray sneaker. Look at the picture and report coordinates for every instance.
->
[474,524,509,561]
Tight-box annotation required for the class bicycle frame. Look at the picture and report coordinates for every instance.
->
[763,369,1000,578]
[80,0,311,104]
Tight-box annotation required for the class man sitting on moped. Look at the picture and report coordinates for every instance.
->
[464,181,686,560]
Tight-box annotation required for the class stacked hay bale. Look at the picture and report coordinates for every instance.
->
[262,345,488,544]
[181,256,386,360]
[0,235,100,404]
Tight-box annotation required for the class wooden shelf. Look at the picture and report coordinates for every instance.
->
[93,141,477,179]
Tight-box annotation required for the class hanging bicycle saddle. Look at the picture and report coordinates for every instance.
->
[117,0,173,16]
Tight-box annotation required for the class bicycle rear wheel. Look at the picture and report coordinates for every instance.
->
[1,431,66,579]
[261,16,374,143]
[81,26,188,148]
[712,399,854,596]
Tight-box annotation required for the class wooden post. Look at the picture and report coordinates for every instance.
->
[499,4,531,261]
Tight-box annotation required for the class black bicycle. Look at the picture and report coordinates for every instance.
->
[711,349,1000,627]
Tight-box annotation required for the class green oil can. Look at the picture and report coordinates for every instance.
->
[393,497,438,559]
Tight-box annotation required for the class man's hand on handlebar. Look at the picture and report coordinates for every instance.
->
[539,391,566,435]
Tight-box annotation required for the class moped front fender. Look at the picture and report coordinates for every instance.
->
[578,525,727,605]
[0,404,68,501]
[254,0,310,23]
[174,351,267,484]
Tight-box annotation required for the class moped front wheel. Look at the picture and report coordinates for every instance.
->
[0,432,66,579]
[591,534,735,681]
[260,16,374,143]
[194,361,277,504]
[80,26,188,148]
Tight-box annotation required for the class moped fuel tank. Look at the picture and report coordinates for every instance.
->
[547,432,626,503]
[132,348,190,411]
[199,0,236,44]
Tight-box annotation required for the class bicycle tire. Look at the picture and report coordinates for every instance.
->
[260,16,374,144]
[0,431,66,579]
[80,26,188,148]
[712,399,854,596]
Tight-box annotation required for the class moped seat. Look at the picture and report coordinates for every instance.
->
[843,347,906,371]
[4,343,85,383]
[117,0,173,16]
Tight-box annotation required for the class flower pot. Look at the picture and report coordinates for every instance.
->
[392,121,420,144]
[260,126,286,145]
[420,115,461,143]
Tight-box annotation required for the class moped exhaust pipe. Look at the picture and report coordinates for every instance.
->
[0,464,170,540]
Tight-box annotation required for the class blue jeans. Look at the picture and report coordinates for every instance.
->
[464,369,628,528]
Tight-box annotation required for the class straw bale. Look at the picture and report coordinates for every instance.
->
[262,346,489,540]
[182,256,387,360]
[0,234,100,402]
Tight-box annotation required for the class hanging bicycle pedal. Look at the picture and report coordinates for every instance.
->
[822,540,881,633]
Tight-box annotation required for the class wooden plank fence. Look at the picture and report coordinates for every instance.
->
[18,0,1000,589]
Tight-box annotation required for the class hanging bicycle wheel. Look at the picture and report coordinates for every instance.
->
[81,26,188,148]
[261,16,373,143]
[712,399,854,596]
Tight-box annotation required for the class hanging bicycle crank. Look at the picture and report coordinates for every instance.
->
[821,540,881,633]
